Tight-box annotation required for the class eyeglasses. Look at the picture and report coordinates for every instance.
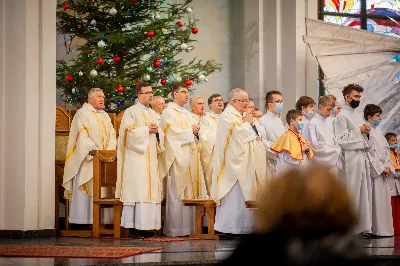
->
[139,92,153,95]
[177,90,190,95]
[214,99,224,103]
[234,99,250,103]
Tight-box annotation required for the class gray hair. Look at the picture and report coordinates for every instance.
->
[152,95,165,103]
[190,95,203,105]
[229,88,247,102]
[88,88,103,99]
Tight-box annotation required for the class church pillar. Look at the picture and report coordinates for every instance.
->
[0,0,56,234]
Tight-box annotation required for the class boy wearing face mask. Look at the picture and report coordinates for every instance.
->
[363,104,394,236]
[302,96,342,173]
[385,132,400,234]
[295,96,316,134]
[333,83,372,236]
[270,110,314,176]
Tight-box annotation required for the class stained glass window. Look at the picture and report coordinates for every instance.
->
[318,0,400,95]
[324,0,362,14]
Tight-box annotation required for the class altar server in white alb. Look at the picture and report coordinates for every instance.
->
[158,84,200,236]
[116,83,163,238]
[199,94,224,195]
[151,95,166,126]
[212,88,260,234]
[258,91,286,175]
[333,83,372,235]
[363,104,394,236]
[302,96,342,173]
[63,88,116,226]
[295,96,316,134]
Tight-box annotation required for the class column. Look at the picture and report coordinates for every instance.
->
[0,0,56,233]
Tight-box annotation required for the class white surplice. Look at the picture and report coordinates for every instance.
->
[158,102,197,236]
[333,105,372,234]
[117,102,162,230]
[212,104,259,234]
[258,111,286,175]
[300,115,311,135]
[63,103,116,224]
[302,113,342,172]
[367,124,394,236]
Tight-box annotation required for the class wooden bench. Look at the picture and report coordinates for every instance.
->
[245,200,258,209]
[182,199,219,240]
[92,150,122,238]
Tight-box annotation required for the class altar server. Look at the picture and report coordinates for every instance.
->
[295,96,316,133]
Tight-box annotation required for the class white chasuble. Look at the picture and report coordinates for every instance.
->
[333,105,372,234]
[63,103,116,224]
[199,112,220,195]
[212,104,259,234]
[258,112,286,175]
[367,125,394,236]
[116,102,162,230]
[158,102,197,236]
[302,113,342,171]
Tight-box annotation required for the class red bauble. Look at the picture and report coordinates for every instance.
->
[185,80,192,87]
[116,85,124,93]
[130,0,137,2]
[113,56,121,62]
[88,50,92,54]
[66,75,74,82]
[147,31,155,37]
[135,81,141,86]
[191,27,199,34]
[176,21,183,27]
[63,3,69,10]
[154,61,161,68]
[96,58,104,64]
[161,79,167,85]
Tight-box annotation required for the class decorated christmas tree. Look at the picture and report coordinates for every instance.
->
[56,0,222,112]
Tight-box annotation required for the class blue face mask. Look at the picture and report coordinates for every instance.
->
[296,121,305,131]
[304,110,315,120]
[275,103,284,113]
[390,143,399,150]
[371,120,381,128]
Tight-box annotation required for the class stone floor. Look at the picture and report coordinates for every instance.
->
[2,236,400,265]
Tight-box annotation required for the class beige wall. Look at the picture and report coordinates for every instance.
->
[0,0,56,230]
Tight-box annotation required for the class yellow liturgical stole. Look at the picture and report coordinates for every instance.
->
[390,150,400,170]
[271,129,314,160]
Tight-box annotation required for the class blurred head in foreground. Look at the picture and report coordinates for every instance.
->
[256,165,357,235]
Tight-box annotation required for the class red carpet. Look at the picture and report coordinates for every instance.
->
[0,245,162,258]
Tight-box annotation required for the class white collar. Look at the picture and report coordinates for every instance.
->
[170,102,187,112]
[343,105,356,112]
[226,104,243,118]
[83,103,104,113]
[314,113,326,121]
[209,111,220,117]
[136,101,150,111]
[266,111,279,119]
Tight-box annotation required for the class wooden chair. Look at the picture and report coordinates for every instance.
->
[116,111,125,136]
[108,113,117,133]
[182,199,218,240]
[245,200,258,209]
[92,150,122,238]
[55,106,91,237]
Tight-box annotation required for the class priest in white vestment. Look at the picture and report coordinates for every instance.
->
[63,88,116,225]
[302,96,342,173]
[212,88,260,234]
[258,91,286,175]
[116,83,163,238]
[158,84,199,236]
[295,96,316,134]
[333,84,372,235]
[363,104,394,236]
[189,96,208,198]
[151,95,166,126]
[199,94,224,195]
[271,110,314,176]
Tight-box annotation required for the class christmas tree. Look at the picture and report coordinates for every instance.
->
[56,0,222,112]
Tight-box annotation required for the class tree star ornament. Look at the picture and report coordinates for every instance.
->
[90,69,98,77]
[109,7,117,16]
[97,40,106,48]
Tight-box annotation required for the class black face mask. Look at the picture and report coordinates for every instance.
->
[348,97,360,109]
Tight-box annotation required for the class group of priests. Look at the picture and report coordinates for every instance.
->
[63,82,400,238]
